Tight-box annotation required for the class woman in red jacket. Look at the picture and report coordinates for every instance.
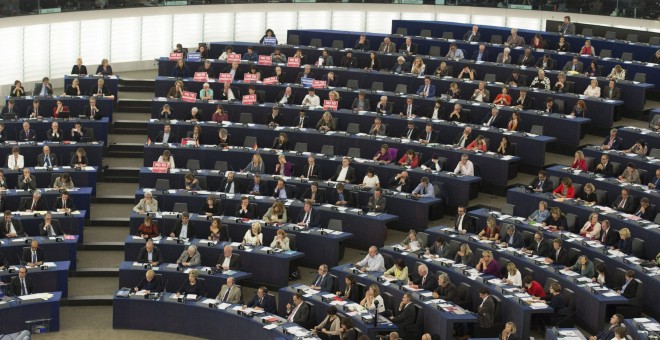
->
[523,276,546,299]
[570,150,588,171]
[397,149,419,168]
[553,177,576,199]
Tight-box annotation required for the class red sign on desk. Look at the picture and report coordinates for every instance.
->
[152,161,169,173]
[312,80,327,89]
[242,94,257,105]
[226,53,241,63]
[263,76,278,85]
[323,100,338,111]
[182,91,197,103]
[244,74,258,83]
[169,52,183,61]
[218,73,233,83]
[193,72,207,82]
[258,55,272,66]
[287,57,301,68]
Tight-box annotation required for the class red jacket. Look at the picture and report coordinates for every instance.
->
[527,280,546,298]
[553,184,575,198]
[571,159,587,171]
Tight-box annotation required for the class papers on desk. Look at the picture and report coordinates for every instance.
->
[602,292,620,297]
[607,249,625,257]
[18,293,54,301]
[284,326,309,337]
[501,155,514,160]
[263,324,278,330]
[559,330,578,336]
[487,279,504,286]
[530,302,548,309]
[559,269,579,277]
[133,290,148,296]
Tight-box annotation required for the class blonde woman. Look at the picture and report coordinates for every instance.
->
[263,202,287,223]
[454,243,473,265]
[360,284,385,313]
[242,222,263,246]
[504,262,522,287]
[243,154,265,174]
[270,229,290,250]
[410,57,426,76]
[580,213,601,239]
[383,258,409,283]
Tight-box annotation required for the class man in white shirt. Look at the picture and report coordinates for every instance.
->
[355,246,386,272]
[302,88,320,107]
[454,154,474,176]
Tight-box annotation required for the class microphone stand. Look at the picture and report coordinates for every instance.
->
[373,299,379,327]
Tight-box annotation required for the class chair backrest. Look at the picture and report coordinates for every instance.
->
[214,161,228,172]
[197,176,207,190]
[530,125,544,136]
[566,248,581,264]
[331,40,344,49]
[417,232,428,249]
[294,142,307,153]
[595,189,607,205]
[381,252,394,270]
[600,49,612,58]
[584,157,595,171]
[621,52,633,62]
[321,145,335,156]
[611,161,622,175]
[346,79,359,89]
[382,291,394,312]
[626,33,638,42]
[501,203,515,216]
[387,148,398,160]
[173,202,188,213]
[484,74,497,83]
[394,84,408,94]
[288,233,297,250]
[563,288,576,312]
[186,159,200,172]
[243,136,257,148]
[420,29,432,38]
[371,82,383,91]
[649,148,660,158]
[637,169,648,183]
[239,112,253,124]
[429,46,441,57]
[309,38,322,47]
[490,35,502,44]
[327,219,342,231]
[442,32,453,40]
[581,28,593,36]
[155,179,170,191]
[605,31,617,40]
[649,36,660,45]
[633,72,646,83]
[395,27,407,35]
[523,267,534,279]
[457,282,472,308]
[521,230,534,248]
[346,123,361,135]
[347,148,360,158]
[288,34,300,45]
[631,238,645,258]
[543,277,559,294]
[554,99,565,113]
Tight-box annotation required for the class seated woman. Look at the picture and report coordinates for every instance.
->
[570,100,587,117]
[618,162,641,184]
[184,173,201,191]
[243,154,265,174]
[583,79,601,97]
[372,144,393,164]
[624,139,648,156]
[365,52,381,71]
[570,150,588,171]
[272,132,289,150]
[553,177,575,199]
[217,128,231,147]
[361,167,380,188]
[553,72,569,93]
[316,112,336,132]
[53,173,74,190]
[614,228,632,254]
[157,150,175,169]
[410,57,426,76]
[65,78,82,96]
[446,82,461,99]
[607,64,626,80]
[171,59,190,78]
[399,230,421,251]
[200,195,221,216]
[503,262,522,287]
[478,217,500,241]
[543,207,568,230]
[176,270,203,296]
[543,97,556,113]
[242,222,264,246]
[208,218,229,242]
[433,62,449,77]
[577,183,598,204]
[336,275,359,302]
[580,213,602,239]
[584,60,601,77]
[528,201,550,223]
[493,87,512,106]
[496,136,513,155]
[397,149,419,168]
[383,258,409,283]
[507,111,520,132]
[186,125,201,145]
[567,255,595,278]
[466,135,488,152]
[453,243,473,265]
[167,80,185,99]
[137,216,159,239]
[263,202,287,223]
[270,229,290,250]
[592,263,614,288]
[579,40,596,56]
[360,284,385,313]
[211,105,228,123]
[312,306,341,339]
[274,155,294,176]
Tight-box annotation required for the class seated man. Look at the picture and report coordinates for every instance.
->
[234,196,256,219]
[300,156,321,180]
[37,145,58,167]
[216,276,242,304]
[216,245,241,271]
[133,269,162,293]
[611,188,635,214]
[300,182,325,204]
[170,212,195,239]
[220,171,242,194]
[297,200,320,227]
[329,157,355,184]
[176,245,201,267]
[387,171,411,193]
[39,212,63,237]
[21,240,45,267]
[20,191,47,212]
[310,264,334,292]
[18,122,36,141]
[54,190,77,212]
[83,97,102,120]
[412,177,435,198]
[330,183,353,207]
[90,78,114,100]
[46,122,63,142]
[18,168,37,191]
[137,239,162,266]
[11,267,33,296]
[245,286,277,313]
[367,187,386,213]
[1,210,26,238]
[409,264,438,291]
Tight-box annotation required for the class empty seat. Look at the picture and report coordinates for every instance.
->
[239,112,253,124]
[327,219,342,231]
[243,136,257,148]
[442,32,453,40]
[428,46,441,57]
[321,145,335,156]
[600,49,612,58]
[633,73,646,83]
[347,148,361,158]
[346,79,359,89]
[484,74,496,83]
[394,84,408,94]
[626,34,638,42]
[173,202,188,213]
[649,148,660,158]
[490,35,502,44]
[632,238,645,258]
[605,31,617,40]
[621,52,633,61]
[346,123,361,134]
[565,213,578,233]
[155,179,170,191]
[186,159,200,172]
[395,27,407,35]
[420,29,432,38]
[331,40,344,49]
[288,34,300,45]
[371,82,383,91]
[581,28,593,36]
[309,38,322,47]
[501,203,515,215]
[214,161,228,172]
[649,36,660,45]
[294,142,307,152]
[554,99,565,114]
[531,125,544,135]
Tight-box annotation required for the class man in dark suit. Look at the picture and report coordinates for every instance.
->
[272,179,292,200]
[285,293,310,324]
[463,25,481,42]
[310,264,333,292]
[601,129,622,150]
[300,156,321,180]
[1,99,17,118]
[234,197,256,219]
[415,76,436,98]
[216,245,241,271]
[246,287,277,314]
[603,80,621,100]
[351,91,371,111]
[0,250,8,270]
[518,48,536,67]
[222,61,244,82]
[155,124,177,143]
[24,100,43,119]
[296,200,320,227]
[500,225,523,248]
[20,191,47,212]
[83,97,102,120]
[612,188,635,214]
[18,168,37,191]
[330,183,353,207]
[433,274,458,302]
[275,87,296,105]
[18,122,36,141]
[399,37,418,55]
[594,154,614,177]
[599,221,619,247]
[46,122,63,142]
[1,210,26,238]
[477,288,495,329]
[399,96,420,118]
[545,239,571,266]
[89,78,113,99]
[219,82,240,101]
[615,270,638,298]
[409,264,438,291]
[453,127,474,148]
[419,124,439,144]
[387,171,411,193]
[367,188,387,213]
[634,197,656,220]
[562,56,584,72]
[11,267,33,296]
[530,170,554,193]
[590,314,625,340]
[137,239,162,265]
[37,146,58,167]
[375,96,393,114]
[389,293,417,340]
[39,212,63,237]
[197,60,216,78]
[21,240,45,267]
[300,182,325,204]
[455,206,474,234]
[220,171,242,194]
[54,191,77,212]
[390,56,411,74]
[292,110,310,128]
[329,157,356,183]
[134,269,163,293]
[527,232,550,257]
[295,65,316,84]
[482,107,505,128]
[535,54,556,69]
[170,212,196,239]
[401,121,419,140]
[339,51,358,68]
[471,44,489,62]
[514,89,533,110]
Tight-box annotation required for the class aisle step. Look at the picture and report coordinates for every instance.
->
[82,242,124,251]
[94,195,134,204]
[74,268,119,277]
[115,98,152,113]
[113,120,148,135]
[107,143,144,158]
[102,166,140,182]
[65,295,114,306]
[117,79,155,93]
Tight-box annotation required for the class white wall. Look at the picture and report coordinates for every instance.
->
[1,3,658,95]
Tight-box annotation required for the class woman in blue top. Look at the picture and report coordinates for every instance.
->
[615,228,633,255]
[528,201,550,223]
[171,59,190,78]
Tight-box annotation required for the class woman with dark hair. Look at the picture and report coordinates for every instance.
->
[312,306,341,340]
[336,274,359,302]
[259,29,278,45]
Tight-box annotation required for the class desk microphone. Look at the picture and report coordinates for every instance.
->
[373,299,379,327]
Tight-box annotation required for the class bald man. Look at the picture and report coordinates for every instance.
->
[216,276,243,304]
